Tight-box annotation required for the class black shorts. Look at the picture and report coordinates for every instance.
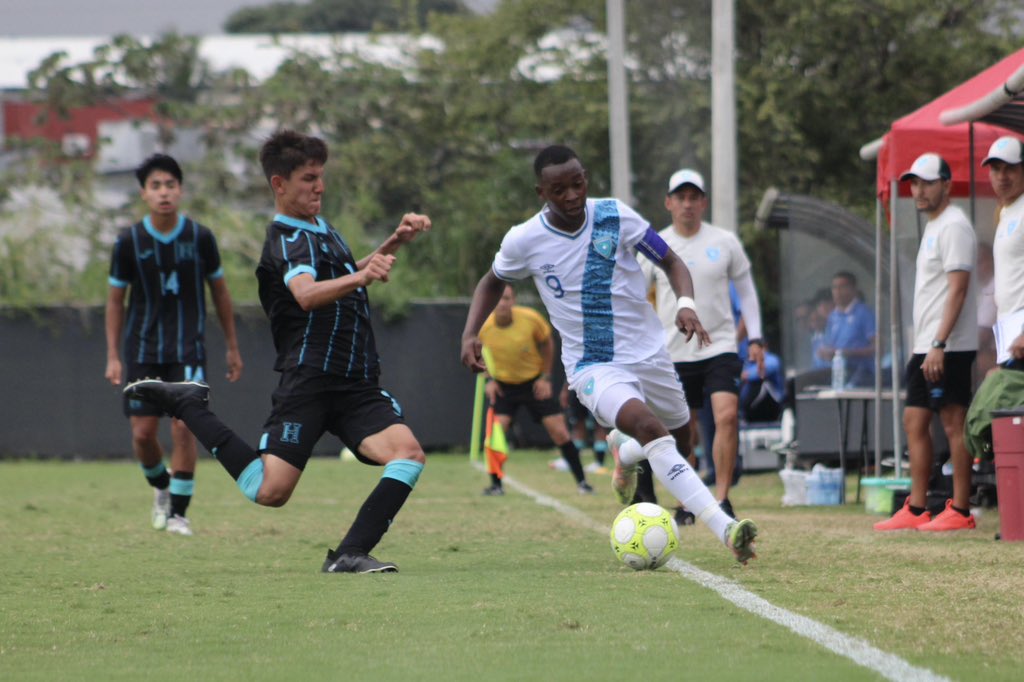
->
[123,362,206,417]
[905,351,976,410]
[673,353,743,409]
[260,365,405,470]
[492,377,562,422]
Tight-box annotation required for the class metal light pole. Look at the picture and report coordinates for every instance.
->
[606,0,633,205]
[711,0,737,231]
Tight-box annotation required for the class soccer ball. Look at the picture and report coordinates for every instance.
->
[609,503,680,570]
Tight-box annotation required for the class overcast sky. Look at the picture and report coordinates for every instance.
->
[1,0,497,37]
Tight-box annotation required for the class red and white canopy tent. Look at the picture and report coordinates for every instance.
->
[860,48,1024,475]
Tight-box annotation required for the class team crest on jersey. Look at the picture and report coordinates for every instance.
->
[175,241,195,262]
[321,243,330,253]
[705,247,721,262]
[1009,219,1020,237]
[583,377,595,395]
[592,236,616,260]
[926,236,936,251]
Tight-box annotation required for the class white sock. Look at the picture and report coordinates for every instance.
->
[618,437,645,467]
[643,435,733,545]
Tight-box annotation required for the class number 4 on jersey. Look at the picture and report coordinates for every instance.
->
[161,271,180,295]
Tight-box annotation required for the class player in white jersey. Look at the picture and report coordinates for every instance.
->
[875,154,977,532]
[640,169,765,519]
[461,145,758,563]
[984,135,1024,368]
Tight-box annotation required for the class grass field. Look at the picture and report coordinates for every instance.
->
[2,450,1023,681]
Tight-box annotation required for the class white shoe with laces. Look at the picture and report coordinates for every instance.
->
[152,488,170,530]
[166,514,194,536]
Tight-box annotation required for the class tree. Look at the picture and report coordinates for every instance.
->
[8,0,1022,330]
[224,0,465,34]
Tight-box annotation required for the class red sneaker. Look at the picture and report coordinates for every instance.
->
[917,500,976,532]
[873,500,931,531]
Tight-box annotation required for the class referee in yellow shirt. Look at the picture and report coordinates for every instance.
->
[479,285,593,496]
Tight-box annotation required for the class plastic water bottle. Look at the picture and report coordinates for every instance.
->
[831,350,845,390]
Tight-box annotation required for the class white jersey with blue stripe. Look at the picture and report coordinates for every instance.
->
[492,197,667,377]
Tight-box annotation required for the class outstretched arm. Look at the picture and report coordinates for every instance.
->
[461,270,507,373]
[356,212,432,270]
[656,250,711,347]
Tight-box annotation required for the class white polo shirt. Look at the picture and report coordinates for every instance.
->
[640,222,751,362]
[993,192,1024,318]
[911,204,978,353]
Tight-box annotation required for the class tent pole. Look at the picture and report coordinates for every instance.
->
[889,180,903,477]
[969,122,977,226]
[874,197,883,477]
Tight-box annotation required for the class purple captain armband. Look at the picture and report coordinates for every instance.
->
[637,227,670,263]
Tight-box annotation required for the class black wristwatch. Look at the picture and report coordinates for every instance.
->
[931,339,946,350]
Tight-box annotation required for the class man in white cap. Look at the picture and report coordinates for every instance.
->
[636,168,765,519]
[983,135,1024,367]
[875,153,978,532]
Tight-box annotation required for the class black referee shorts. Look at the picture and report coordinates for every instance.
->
[492,377,562,423]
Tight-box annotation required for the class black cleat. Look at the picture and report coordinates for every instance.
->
[124,379,209,418]
[719,498,735,519]
[321,550,398,574]
[482,484,505,496]
[674,506,696,526]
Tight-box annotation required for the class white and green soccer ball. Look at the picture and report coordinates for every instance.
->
[609,503,680,570]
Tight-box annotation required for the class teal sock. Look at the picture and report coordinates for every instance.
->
[237,459,264,503]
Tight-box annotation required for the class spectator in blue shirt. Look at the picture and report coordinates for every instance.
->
[740,347,786,423]
[817,271,876,387]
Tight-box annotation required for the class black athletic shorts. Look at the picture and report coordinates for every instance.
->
[905,351,976,410]
[123,362,206,417]
[260,365,405,470]
[492,377,562,422]
[673,353,743,410]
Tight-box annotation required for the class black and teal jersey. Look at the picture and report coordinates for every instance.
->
[256,214,380,379]
[109,215,224,365]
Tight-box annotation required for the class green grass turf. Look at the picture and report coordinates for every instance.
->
[1,452,1022,681]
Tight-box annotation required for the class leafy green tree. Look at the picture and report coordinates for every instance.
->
[224,0,465,34]
[8,0,1022,334]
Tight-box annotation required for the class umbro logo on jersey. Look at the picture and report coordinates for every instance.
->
[1009,219,1020,236]
[139,249,154,260]
[592,236,615,260]
[705,247,721,262]
[541,263,556,272]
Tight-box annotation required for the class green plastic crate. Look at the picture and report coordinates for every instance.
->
[862,477,912,514]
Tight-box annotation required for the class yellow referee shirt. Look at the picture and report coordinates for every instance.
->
[479,305,552,384]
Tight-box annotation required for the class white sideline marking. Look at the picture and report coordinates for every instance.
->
[495,470,950,682]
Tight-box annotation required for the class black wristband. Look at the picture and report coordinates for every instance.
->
[747,338,764,347]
